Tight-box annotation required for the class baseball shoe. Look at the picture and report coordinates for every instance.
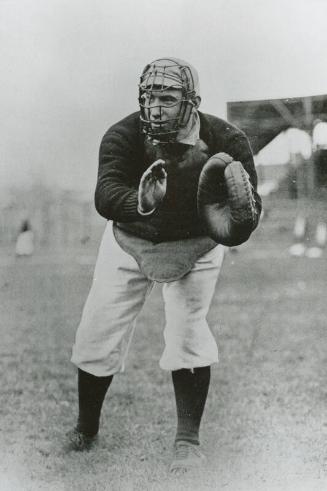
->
[169,440,206,475]
[65,427,98,452]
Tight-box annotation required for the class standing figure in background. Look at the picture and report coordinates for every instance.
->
[68,57,262,474]
[15,219,34,257]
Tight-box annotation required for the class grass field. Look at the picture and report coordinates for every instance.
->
[0,198,327,491]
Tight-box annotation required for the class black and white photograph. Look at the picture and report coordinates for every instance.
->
[0,0,326,489]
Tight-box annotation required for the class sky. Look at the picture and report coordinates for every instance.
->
[0,0,326,194]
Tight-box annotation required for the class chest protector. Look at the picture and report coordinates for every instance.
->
[113,224,217,282]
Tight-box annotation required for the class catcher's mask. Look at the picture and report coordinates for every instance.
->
[139,57,200,143]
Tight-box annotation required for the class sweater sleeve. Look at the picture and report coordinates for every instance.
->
[94,115,145,222]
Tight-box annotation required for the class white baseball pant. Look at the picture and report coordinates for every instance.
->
[71,223,224,376]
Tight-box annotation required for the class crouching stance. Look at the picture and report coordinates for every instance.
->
[68,57,261,474]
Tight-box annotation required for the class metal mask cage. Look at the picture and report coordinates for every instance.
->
[138,62,196,142]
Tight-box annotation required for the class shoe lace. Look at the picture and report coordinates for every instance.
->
[175,442,198,461]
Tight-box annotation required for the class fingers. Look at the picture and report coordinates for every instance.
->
[142,159,167,183]
[138,159,167,213]
[150,159,167,180]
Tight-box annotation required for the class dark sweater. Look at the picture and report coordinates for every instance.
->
[95,111,261,242]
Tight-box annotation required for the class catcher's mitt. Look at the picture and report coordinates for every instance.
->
[197,152,260,246]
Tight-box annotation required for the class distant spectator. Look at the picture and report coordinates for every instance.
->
[15,220,34,256]
[313,120,327,150]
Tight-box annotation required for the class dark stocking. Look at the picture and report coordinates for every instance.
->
[76,368,113,436]
[171,366,210,445]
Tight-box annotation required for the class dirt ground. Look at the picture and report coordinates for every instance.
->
[0,198,326,491]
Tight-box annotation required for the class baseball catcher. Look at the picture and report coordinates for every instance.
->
[68,57,262,474]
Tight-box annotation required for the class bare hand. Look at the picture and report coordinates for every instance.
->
[138,159,167,213]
